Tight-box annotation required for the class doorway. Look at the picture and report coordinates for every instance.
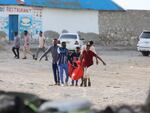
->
[9,15,18,41]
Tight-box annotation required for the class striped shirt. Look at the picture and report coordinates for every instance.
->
[57,47,68,65]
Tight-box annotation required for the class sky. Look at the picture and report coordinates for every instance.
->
[113,0,150,10]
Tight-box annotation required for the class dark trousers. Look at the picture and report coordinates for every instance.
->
[72,80,78,85]
[52,63,60,84]
[35,47,48,59]
[12,47,20,58]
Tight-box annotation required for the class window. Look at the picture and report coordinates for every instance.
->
[141,32,150,38]
[60,34,77,39]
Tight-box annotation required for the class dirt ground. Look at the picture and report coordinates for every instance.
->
[0,46,150,109]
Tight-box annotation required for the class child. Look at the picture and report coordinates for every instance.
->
[80,42,106,87]
[12,32,20,59]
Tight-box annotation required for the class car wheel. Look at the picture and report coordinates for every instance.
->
[141,51,150,56]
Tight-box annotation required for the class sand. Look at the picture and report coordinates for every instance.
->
[0,46,149,109]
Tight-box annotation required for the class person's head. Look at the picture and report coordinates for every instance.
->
[24,30,28,36]
[39,31,43,37]
[76,46,80,53]
[86,42,91,51]
[89,40,94,46]
[61,41,66,48]
[14,32,18,37]
[53,38,58,45]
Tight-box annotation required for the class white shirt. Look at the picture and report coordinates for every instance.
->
[39,35,46,48]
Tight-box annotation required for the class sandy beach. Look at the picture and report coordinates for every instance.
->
[0,46,149,109]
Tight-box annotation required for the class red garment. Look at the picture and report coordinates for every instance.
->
[82,50,96,68]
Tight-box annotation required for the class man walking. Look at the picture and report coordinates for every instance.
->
[22,30,35,59]
[57,42,69,86]
[81,42,106,87]
[80,40,99,85]
[12,32,20,59]
[39,39,60,85]
[34,31,48,60]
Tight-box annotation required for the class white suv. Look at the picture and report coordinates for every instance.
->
[58,33,84,50]
[137,31,150,56]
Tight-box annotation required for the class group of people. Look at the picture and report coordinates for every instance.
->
[12,30,47,60]
[12,30,106,87]
[39,37,106,87]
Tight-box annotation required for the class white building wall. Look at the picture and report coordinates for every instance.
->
[42,8,99,34]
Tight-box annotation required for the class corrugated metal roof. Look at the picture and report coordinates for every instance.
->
[0,0,124,11]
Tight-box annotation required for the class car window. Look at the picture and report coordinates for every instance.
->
[141,32,150,38]
[60,34,77,39]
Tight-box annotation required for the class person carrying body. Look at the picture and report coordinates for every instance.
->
[80,40,99,86]
[70,46,81,86]
[39,39,60,85]
[80,42,106,87]
[57,42,69,86]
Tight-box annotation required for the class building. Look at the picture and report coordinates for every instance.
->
[0,0,123,41]
[98,1,150,47]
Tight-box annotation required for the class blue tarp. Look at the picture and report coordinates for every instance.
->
[0,0,124,11]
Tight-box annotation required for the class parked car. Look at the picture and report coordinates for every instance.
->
[137,31,150,56]
[58,33,84,50]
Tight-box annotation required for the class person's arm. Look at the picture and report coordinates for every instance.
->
[14,37,17,47]
[56,47,60,61]
[96,57,99,65]
[80,51,84,65]
[93,47,98,65]
[16,37,20,48]
[69,53,75,64]
[39,46,51,61]
[43,36,46,46]
[95,54,106,65]
[24,36,27,47]
[57,47,60,54]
